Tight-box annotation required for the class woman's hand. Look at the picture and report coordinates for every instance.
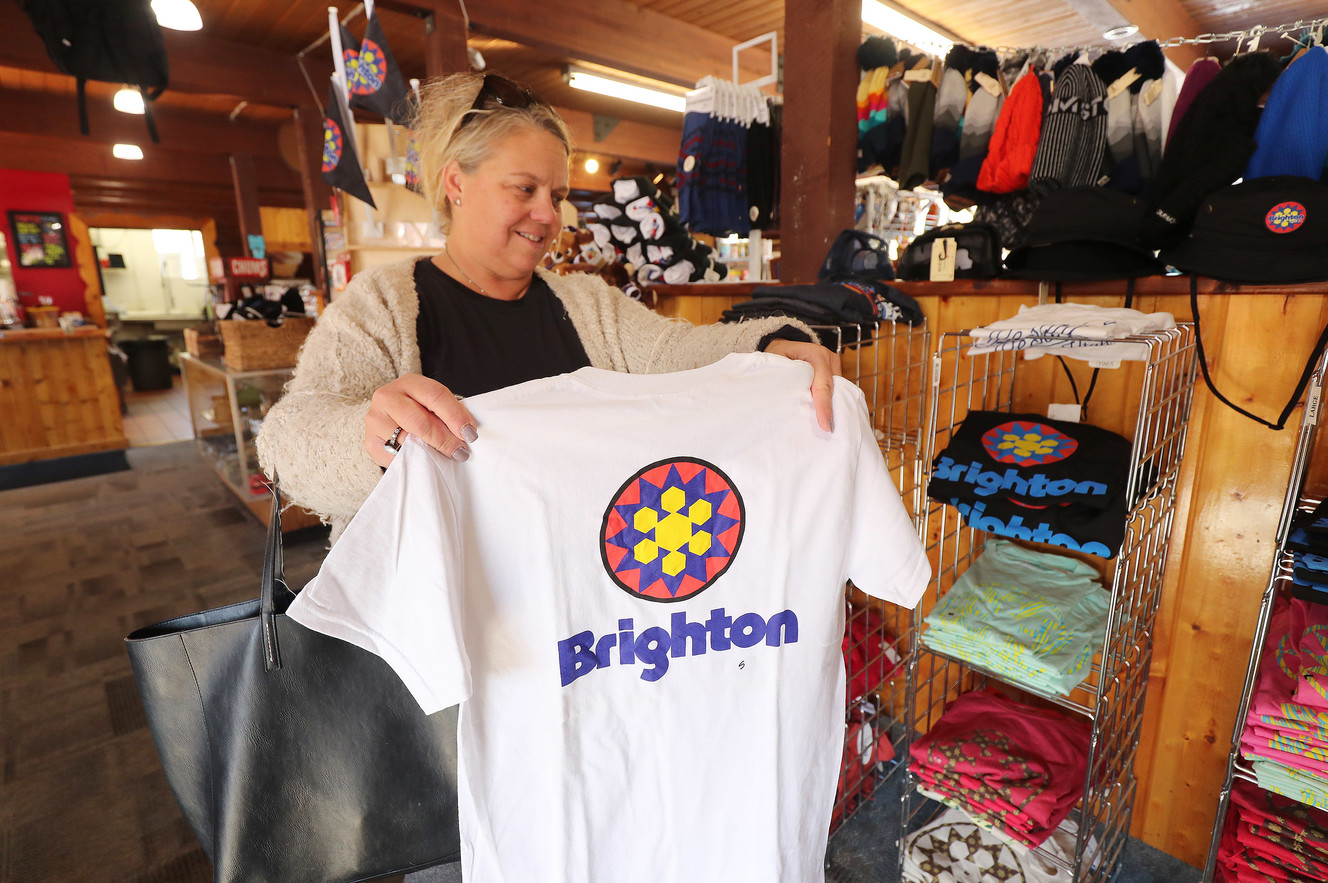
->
[365,373,479,469]
[763,339,843,432]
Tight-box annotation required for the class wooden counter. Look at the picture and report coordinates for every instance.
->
[0,325,127,465]
[649,275,1328,867]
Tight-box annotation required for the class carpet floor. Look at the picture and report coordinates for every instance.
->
[0,441,1203,882]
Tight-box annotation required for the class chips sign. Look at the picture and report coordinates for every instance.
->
[209,256,270,280]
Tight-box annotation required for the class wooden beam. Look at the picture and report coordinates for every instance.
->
[464,0,773,88]
[780,0,860,282]
[376,0,469,77]
[230,154,264,256]
[0,88,287,159]
[1095,0,1205,67]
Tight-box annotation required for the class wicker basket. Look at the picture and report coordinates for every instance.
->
[183,326,224,360]
[218,316,317,371]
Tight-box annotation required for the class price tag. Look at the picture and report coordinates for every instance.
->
[973,71,1003,97]
[1106,69,1140,100]
[1048,403,1081,423]
[929,237,956,282]
[903,68,932,83]
[1143,79,1163,106]
[683,155,696,172]
[1089,359,1122,370]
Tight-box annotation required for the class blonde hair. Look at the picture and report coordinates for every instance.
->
[413,72,573,233]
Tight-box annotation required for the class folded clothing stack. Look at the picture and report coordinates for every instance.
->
[1239,598,1328,810]
[909,689,1091,849]
[967,303,1176,362]
[927,410,1133,558]
[586,177,727,287]
[921,539,1108,696]
[720,278,923,348]
[1289,499,1328,605]
[1216,780,1328,883]
[904,807,1095,883]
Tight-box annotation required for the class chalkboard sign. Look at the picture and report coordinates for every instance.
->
[7,211,72,268]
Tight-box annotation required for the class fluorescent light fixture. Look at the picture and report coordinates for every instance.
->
[113,143,144,160]
[1103,25,1140,41]
[861,1,954,53]
[113,86,145,114]
[151,0,203,32]
[583,158,600,174]
[566,68,686,113]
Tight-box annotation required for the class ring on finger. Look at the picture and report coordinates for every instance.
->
[384,426,405,454]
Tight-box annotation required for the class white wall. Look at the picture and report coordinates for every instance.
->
[90,227,210,318]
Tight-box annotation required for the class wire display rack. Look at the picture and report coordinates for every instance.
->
[855,175,970,262]
[819,316,931,833]
[1201,349,1328,882]
[899,326,1198,881]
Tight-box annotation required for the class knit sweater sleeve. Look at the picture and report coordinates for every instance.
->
[544,269,816,373]
[255,261,419,527]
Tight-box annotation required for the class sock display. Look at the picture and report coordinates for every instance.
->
[592,176,727,286]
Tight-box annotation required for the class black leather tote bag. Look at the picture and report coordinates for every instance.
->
[124,487,461,883]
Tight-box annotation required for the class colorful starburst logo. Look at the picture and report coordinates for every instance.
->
[981,420,1078,466]
[1266,201,1307,234]
[349,39,387,94]
[601,458,744,602]
[322,119,343,173]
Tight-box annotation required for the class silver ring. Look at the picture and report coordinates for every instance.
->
[384,426,404,454]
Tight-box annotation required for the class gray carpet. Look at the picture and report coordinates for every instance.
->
[0,441,1201,882]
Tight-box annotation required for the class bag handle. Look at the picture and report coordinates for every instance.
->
[260,473,296,672]
[1190,275,1328,430]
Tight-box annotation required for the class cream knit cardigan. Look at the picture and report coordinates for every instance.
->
[256,258,811,540]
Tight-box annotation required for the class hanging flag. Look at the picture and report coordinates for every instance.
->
[349,10,411,125]
[322,80,377,209]
[339,23,361,83]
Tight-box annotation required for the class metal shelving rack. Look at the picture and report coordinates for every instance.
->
[899,326,1198,881]
[821,316,931,833]
[1201,349,1328,882]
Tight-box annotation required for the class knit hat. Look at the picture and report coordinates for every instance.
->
[857,36,898,71]
[930,47,1000,174]
[1158,176,1328,284]
[978,70,1049,194]
[1165,57,1221,147]
[1246,46,1328,180]
[1143,51,1283,249]
[942,80,1005,207]
[898,69,938,189]
[1028,63,1109,193]
[1005,187,1164,281]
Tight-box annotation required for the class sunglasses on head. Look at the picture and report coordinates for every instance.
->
[455,74,544,133]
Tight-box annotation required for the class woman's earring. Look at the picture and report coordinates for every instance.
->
[455,197,462,205]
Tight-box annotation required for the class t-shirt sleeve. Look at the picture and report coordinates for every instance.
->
[286,439,471,715]
[842,384,932,607]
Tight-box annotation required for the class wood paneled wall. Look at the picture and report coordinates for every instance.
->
[650,278,1328,867]
[0,329,126,465]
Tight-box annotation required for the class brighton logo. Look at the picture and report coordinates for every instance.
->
[349,39,388,94]
[321,119,343,173]
[601,458,744,602]
[1266,201,1307,234]
[981,420,1078,467]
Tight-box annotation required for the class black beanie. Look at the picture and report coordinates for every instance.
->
[1142,51,1284,249]
[857,36,897,71]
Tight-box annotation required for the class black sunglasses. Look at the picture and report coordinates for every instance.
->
[456,74,544,133]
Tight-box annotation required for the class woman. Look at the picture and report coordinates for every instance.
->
[257,72,836,543]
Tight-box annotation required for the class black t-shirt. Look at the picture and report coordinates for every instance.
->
[414,258,591,397]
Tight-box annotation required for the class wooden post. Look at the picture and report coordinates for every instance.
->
[229,153,264,257]
[292,105,330,293]
[375,0,468,79]
[780,0,860,282]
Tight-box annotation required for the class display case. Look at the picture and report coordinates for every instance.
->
[179,353,321,530]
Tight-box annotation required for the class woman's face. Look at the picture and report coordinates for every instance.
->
[449,125,570,281]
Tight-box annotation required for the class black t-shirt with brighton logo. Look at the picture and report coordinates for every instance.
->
[927,410,1132,558]
[414,258,591,397]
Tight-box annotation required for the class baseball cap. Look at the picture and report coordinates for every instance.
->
[1158,176,1328,284]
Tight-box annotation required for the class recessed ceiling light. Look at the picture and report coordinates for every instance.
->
[112,144,145,161]
[151,0,203,32]
[1103,25,1140,41]
[584,158,600,174]
[113,86,145,114]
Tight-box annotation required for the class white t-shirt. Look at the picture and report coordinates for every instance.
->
[289,352,931,883]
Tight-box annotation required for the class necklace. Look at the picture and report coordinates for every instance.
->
[445,245,490,296]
